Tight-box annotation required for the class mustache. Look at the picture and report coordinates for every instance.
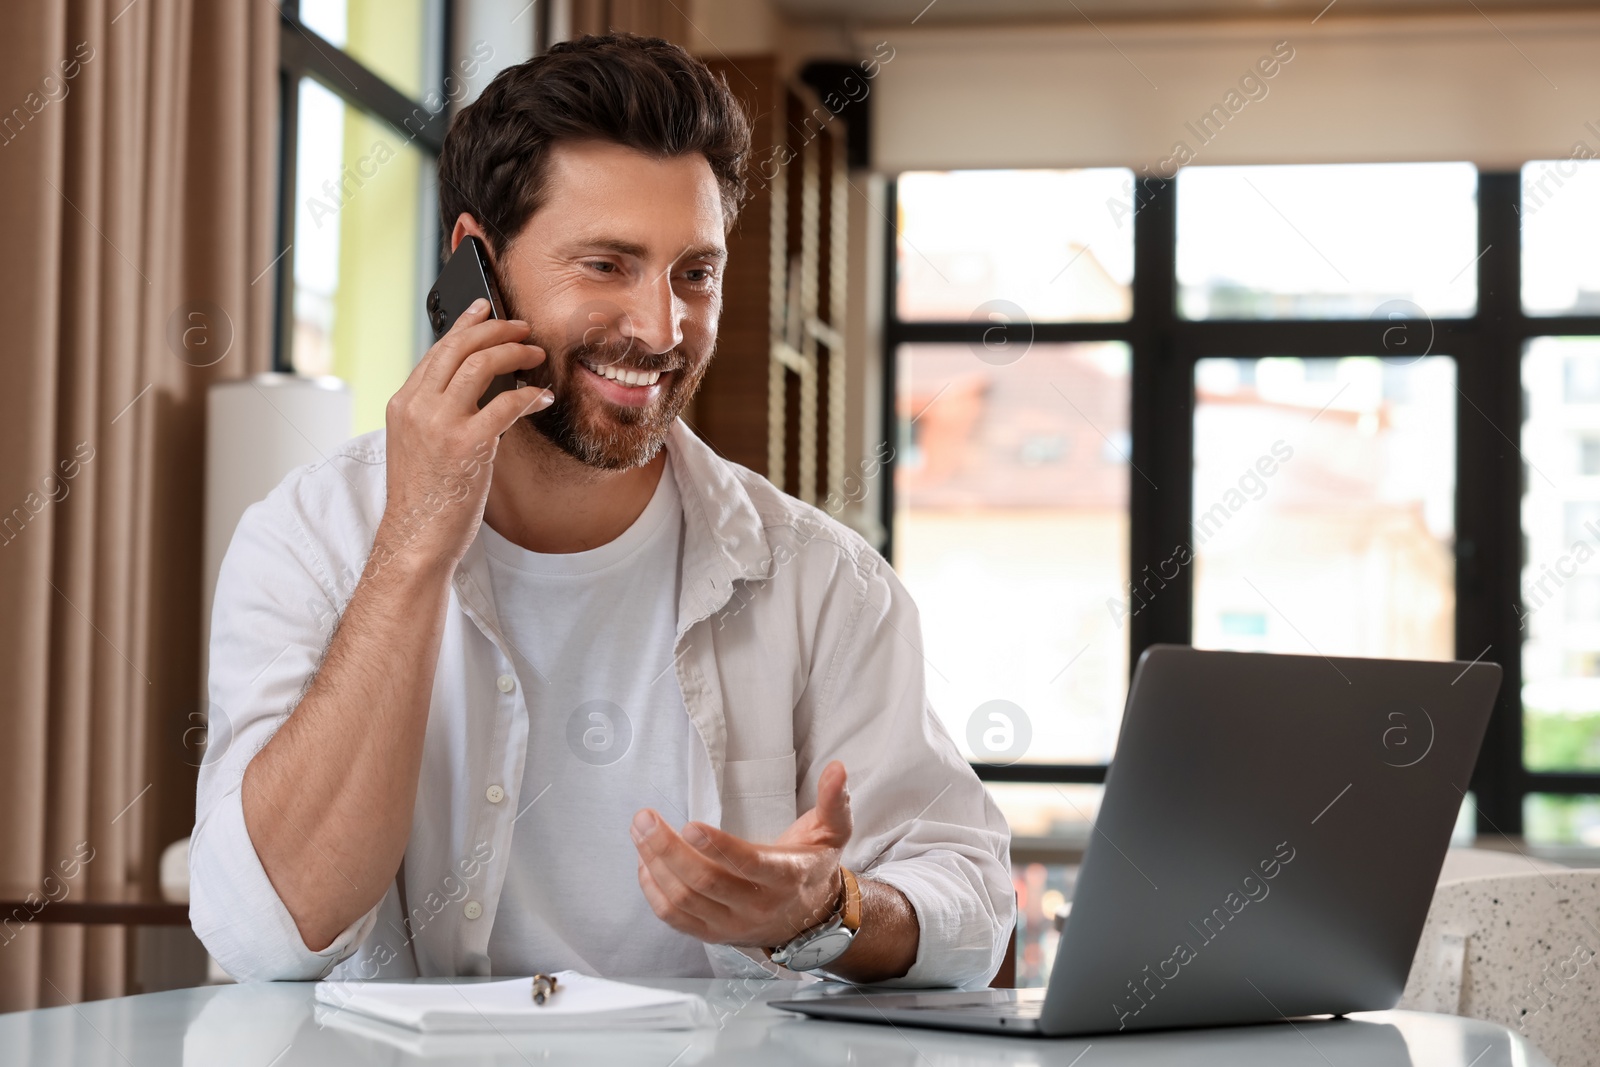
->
[565,340,683,374]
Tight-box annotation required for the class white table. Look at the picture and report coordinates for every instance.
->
[0,978,1556,1065]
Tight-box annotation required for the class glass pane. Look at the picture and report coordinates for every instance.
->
[297,0,348,47]
[299,0,436,101]
[1192,356,1456,660]
[992,784,1102,988]
[894,342,1130,765]
[1523,160,1600,316]
[1523,793,1600,848]
[1177,163,1478,320]
[989,782,1103,842]
[291,78,430,434]
[1013,860,1076,988]
[1521,337,1600,771]
[896,170,1134,322]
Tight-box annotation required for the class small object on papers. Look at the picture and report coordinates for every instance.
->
[532,972,558,1004]
[313,971,715,1032]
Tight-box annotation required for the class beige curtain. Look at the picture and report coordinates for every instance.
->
[0,0,277,1011]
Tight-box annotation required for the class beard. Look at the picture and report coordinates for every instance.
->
[515,328,711,472]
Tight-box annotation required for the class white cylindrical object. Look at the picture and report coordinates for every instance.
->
[202,373,351,685]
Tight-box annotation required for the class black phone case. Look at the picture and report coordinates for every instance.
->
[425,235,521,408]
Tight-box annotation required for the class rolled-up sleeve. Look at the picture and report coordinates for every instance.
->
[189,478,380,981]
[797,544,1015,989]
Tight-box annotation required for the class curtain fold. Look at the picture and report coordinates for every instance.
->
[0,0,277,1011]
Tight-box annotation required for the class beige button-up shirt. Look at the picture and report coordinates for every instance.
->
[190,419,1013,988]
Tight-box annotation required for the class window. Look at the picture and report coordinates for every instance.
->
[1192,355,1456,662]
[1522,160,1600,317]
[1564,501,1600,546]
[1525,794,1600,847]
[895,341,1132,769]
[289,78,432,432]
[895,169,1134,323]
[1565,349,1600,402]
[1177,163,1478,321]
[275,1,451,433]
[1523,337,1600,775]
[885,163,1600,982]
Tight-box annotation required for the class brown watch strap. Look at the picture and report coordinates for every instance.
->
[762,867,863,960]
[839,867,862,933]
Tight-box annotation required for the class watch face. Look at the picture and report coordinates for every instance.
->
[785,927,855,972]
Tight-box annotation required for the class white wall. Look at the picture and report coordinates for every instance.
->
[450,0,538,109]
[855,13,1600,173]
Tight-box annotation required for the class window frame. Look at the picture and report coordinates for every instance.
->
[272,0,456,373]
[881,169,1600,834]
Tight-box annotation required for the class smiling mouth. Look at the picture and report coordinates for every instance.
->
[580,360,669,387]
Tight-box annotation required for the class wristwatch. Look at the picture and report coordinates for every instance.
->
[769,867,862,973]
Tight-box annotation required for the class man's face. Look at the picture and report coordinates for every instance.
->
[490,139,727,470]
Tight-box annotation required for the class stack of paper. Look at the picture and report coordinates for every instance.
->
[313,971,716,1032]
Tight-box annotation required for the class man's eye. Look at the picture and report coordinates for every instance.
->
[587,261,617,274]
[682,268,716,288]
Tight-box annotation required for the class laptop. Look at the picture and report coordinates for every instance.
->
[771,644,1501,1037]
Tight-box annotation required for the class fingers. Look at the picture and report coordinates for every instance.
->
[636,864,719,942]
[417,298,495,391]
[431,322,538,398]
[632,812,758,910]
[443,339,548,408]
[635,850,735,928]
[420,300,536,395]
[475,385,554,438]
[632,813,745,933]
[812,761,853,844]
[678,821,765,874]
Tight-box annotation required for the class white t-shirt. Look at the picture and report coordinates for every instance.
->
[479,456,713,978]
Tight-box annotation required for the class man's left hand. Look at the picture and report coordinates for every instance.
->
[630,759,852,949]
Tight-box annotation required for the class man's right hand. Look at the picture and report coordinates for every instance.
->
[375,297,552,577]
[240,298,552,957]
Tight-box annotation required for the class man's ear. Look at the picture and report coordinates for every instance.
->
[449,213,491,256]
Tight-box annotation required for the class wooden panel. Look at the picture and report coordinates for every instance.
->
[697,56,780,476]
[568,0,689,46]
[815,123,848,504]
[693,57,849,496]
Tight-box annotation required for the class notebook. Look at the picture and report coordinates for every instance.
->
[312,971,717,1032]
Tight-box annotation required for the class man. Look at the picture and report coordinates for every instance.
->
[191,32,1012,988]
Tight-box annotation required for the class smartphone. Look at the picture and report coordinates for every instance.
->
[425,235,522,408]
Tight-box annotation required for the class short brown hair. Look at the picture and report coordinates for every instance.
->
[437,32,751,255]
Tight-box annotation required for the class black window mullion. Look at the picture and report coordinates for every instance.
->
[278,14,448,153]
[1462,171,1527,834]
[1130,176,1191,665]
[891,322,1132,346]
[972,764,1107,784]
[272,66,300,374]
[879,178,900,562]
[1180,319,1478,358]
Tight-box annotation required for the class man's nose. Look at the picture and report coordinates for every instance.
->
[618,272,684,357]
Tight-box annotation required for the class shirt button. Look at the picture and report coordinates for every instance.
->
[464,901,483,920]
[496,674,515,693]
[485,784,505,804]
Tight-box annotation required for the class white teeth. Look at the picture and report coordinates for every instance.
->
[586,362,662,387]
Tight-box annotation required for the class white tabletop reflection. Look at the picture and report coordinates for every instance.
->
[0,977,1555,1066]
